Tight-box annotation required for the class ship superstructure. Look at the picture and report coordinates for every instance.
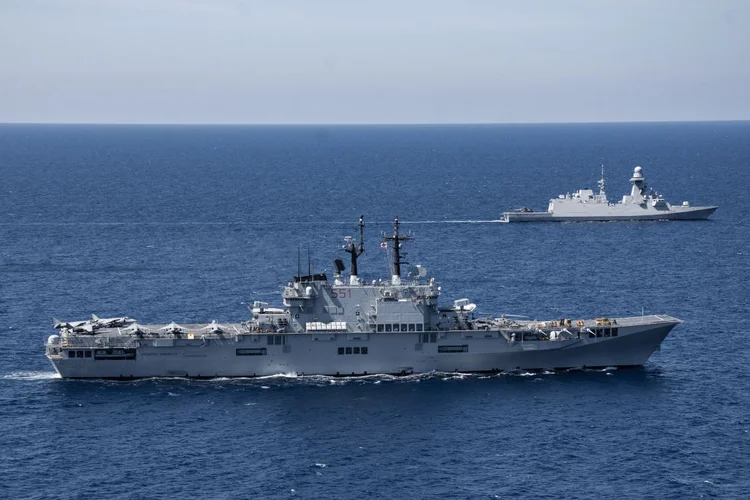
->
[46,217,681,378]
[502,166,717,222]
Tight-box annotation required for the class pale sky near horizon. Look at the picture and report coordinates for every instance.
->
[1,0,749,124]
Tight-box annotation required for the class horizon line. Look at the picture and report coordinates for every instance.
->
[1,119,749,127]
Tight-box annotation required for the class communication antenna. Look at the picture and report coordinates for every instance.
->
[297,244,301,279]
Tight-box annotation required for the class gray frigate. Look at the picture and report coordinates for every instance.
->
[502,166,717,222]
[46,217,680,378]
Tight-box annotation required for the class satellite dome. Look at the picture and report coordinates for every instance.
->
[634,166,642,173]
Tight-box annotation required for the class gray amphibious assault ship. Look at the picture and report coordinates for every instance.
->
[502,166,717,222]
[46,217,681,378]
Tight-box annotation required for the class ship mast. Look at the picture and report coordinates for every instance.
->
[382,217,413,285]
[597,164,606,196]
[629,165,647,200]
[344,215,365,285]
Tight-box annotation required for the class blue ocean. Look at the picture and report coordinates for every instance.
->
[1,122,748,499]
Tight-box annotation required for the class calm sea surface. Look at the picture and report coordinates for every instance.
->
[1,122,749,499]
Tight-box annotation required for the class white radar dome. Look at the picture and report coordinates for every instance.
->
[47,335,60,345]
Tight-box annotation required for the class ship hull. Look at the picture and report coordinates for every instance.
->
[503,205,717,222]
[47,317,678,379]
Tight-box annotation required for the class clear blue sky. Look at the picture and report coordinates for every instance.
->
[1,0,748,124]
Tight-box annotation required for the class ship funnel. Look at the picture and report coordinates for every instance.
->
[333,258,345,274]
[344,216,365,279]
[382,217,414,284]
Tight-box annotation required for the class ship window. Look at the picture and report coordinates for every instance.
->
[392,324,400,332]
[416,324,423,332]
[409,324,415,332]
[353,347,360,354]
[76,351,84,358]
[604,329,611,337]
[68,350,75,358]
[361,346,368,354]
[612,328,619,337]
[430,333,437,343]
[385,324,392,332]
[401,324,407,332]
[236,348,267,356]
[422,333,429,343]
[267,335,274,345]
[85,350,92,358]
[275,336,283,345]
[338,347,344,355]
[345,347,352,354]
[377,324,384,332]
[438,345,469,353]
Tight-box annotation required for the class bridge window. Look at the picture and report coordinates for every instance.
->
[338,347,344,355]
[392,324,400,332]
[612,328,619,337]
[345,347,352,354]
[408,324,415,332]
[68,351,75,358]
[361,347,368,354]
[76,351,84,358]
[377,324,384,332]
[385,324,392,332]
[353,347,360,354]
[430,333,437,343]
[85,350,92,358]
[401,324,408,332]
[416,324,423,332]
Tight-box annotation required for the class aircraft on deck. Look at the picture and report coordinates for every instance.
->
[200,320,226,334]
[91,314,134,328]
[159,322,187,335]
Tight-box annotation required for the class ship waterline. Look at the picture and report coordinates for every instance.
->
[46,315,679,378]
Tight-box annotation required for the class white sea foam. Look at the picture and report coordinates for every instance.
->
[399,219,504,224]
[2,371,60,381]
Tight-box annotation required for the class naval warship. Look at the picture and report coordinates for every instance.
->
[46,217,681,379]
[502,166,718,222]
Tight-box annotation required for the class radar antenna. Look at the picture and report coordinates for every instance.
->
[382,217,413,285]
